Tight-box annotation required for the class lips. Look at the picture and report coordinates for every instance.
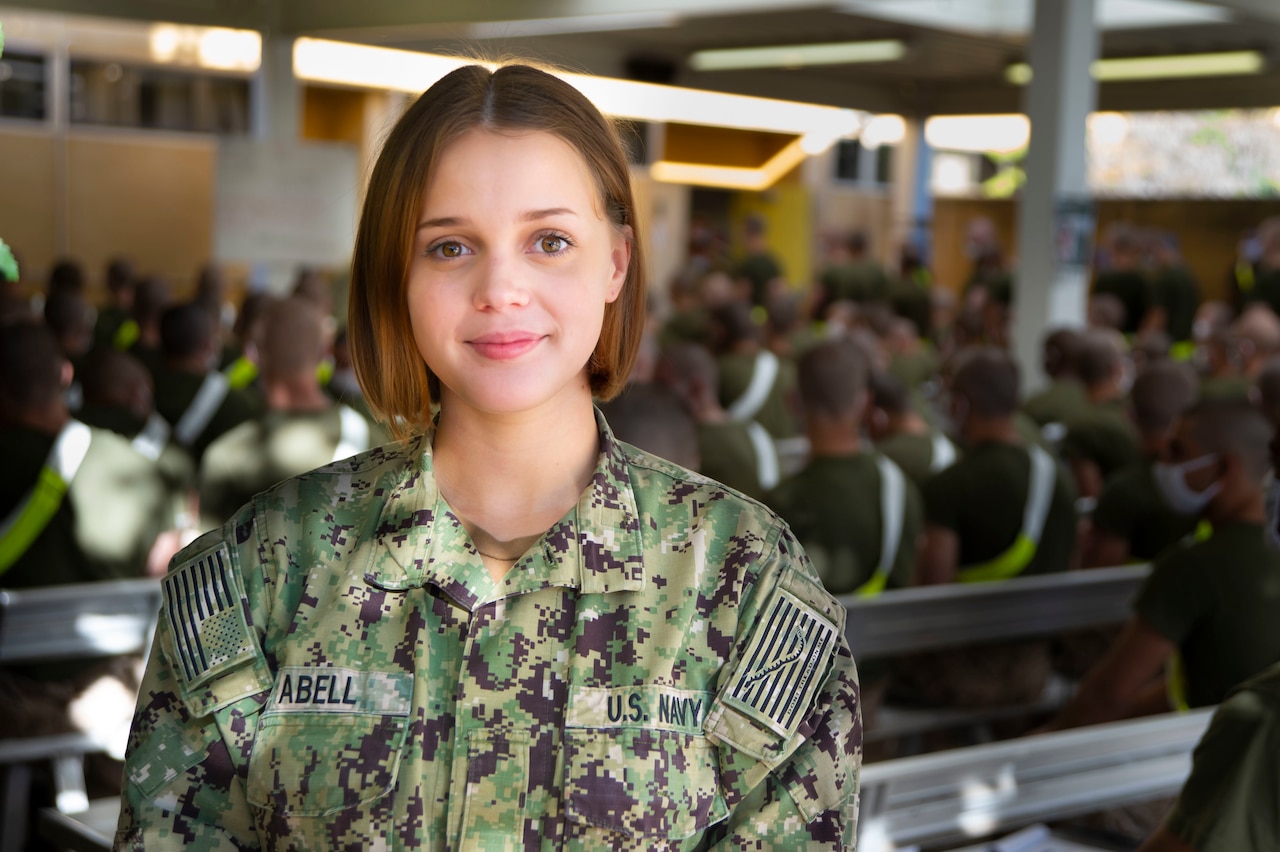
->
[468,330,544,361]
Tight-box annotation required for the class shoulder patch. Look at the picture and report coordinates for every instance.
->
[161,542,256,690]
[723,589,839,736]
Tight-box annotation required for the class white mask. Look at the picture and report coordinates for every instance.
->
[1153,454,1221,516]
[1265,471,1280,552]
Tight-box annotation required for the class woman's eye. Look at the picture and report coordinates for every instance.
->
[430,239,471,258]
[538,235,568,254]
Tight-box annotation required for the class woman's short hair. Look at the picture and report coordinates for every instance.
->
[349,62,647,437]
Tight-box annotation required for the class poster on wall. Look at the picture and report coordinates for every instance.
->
[214,138,359,293]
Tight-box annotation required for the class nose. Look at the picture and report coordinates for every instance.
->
[473,252,530,311]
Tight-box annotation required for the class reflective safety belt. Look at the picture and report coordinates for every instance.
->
[131,411,172,462]
[727,350,779,423]
[1235,260,1256,295]
[0,420,93,576]
[956,443,1056,583]
[854,456,906,598]
[113,319,140,351]
[1167,653,1191,713]
[743,420,781,492]
[929,432,957,472]
[331,405,371,463]
[173,371,231,448]
[224,356,258,391]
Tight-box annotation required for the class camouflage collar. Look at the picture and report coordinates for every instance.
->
[364,409,645,605]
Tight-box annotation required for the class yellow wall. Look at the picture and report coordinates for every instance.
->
[729,183,814,291]
[0,129,57,284]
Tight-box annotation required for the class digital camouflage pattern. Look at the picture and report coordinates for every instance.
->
[117,412,862,849]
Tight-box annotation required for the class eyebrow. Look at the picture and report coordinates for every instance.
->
[417,207,579,231]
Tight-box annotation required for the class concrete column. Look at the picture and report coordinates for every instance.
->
[1012,0,1098,392]
[250,35,299,141]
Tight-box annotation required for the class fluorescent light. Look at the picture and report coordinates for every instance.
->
[688,39,906,72]
[292,38,864,155]
[148,23,260,71]
[925,114,1030,154]
[1006,50,1265,84]
[860,114,906,149]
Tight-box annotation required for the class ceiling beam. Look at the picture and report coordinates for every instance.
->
[1,0,274,30]
[1187,0,1280,25]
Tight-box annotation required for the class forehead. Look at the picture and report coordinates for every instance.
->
[422,128,602,215]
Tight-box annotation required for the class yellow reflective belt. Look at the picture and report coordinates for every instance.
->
[1168,652,1191,713]
[1194,520,1213,542]
[113,319,140,351]
[0,467,70,576]
[854,570,888,597]
[1169,341,1195,362]
[316,360,334,387]
[1236,261,1256,294]
[956,533,1038,583]
[225,356,258,390]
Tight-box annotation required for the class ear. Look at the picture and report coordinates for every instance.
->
[605,225,633,304]
[60,360,74,390]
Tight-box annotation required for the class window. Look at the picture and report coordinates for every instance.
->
[0,50,48,121]
[834,138,894,185]
[69,60,249,133]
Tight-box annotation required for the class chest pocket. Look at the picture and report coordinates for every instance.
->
[246,711,408,817]
[564,728,728,840]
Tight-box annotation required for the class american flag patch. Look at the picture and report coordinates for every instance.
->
[726,590,838,735]
[162,543,254,687]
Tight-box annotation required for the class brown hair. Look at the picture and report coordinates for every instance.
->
[348,63,646,437]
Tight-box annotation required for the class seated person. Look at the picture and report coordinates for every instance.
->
[1085,361,1200,567]
[1139,660,1280,852]
[1060,329,1142,502]
[1051,400,1280,729]
[866,369,957,488]
[709,300,800,439]
[1021,327,1087,430]
[766,339,923,598]
[199,297,387,529]
[896,347,1078,708]
[655,342,781,501]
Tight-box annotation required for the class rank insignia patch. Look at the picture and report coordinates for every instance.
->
[162,543,254,687]
[726,589,838,736]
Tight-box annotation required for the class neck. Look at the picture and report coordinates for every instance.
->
[807,414,862,457]
[168,353,212,375]
[1205,487,1266,529]
[264,372,331,412]
[3,401,70,437]
[885,410,929,437]
[963,414,1020,447]
[1087,383,1119,405]
[432,390,600,548]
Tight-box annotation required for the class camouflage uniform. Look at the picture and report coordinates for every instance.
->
[117,413,862,849]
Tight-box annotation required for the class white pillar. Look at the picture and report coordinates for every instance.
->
[1013,0,1098,393]
[251,35,299,141]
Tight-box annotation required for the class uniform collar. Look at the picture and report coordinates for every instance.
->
[364,408,645,606]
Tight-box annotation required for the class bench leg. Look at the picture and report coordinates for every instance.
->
[1,763,32,852]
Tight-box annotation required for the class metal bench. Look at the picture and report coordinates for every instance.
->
[858,708,1214,852]
[0,579,161,852]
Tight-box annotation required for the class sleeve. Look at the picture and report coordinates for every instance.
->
[1164,683,1280,851]
[1132,549,1206,645]
[703,523,862,849]
[115,503,275,850]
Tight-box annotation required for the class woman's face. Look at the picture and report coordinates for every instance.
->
[407,128,630,418]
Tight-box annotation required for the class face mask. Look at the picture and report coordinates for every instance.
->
[1153,454,1221,516]
[1265,471,1280,552]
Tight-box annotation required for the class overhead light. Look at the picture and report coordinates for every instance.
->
[651,139,810,191]
[860,114,906,149]
[924,114,1029,154]
[1006,50,1265,84]
[467,11,679,39]
[688,39,906,72]
[149,24,261,71]
[293,38,864,156]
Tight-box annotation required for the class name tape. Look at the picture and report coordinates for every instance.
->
[267,667,412,715]
[567,686,713,735]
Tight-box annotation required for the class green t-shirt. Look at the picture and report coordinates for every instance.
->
[1091,458,1199,562]
[888,349,941,390]
[696,420,770,502]
[658,308,711,350]
[1165,661,1280,852]
[887,278,932,338]
[1243,265,1280,316]
[1134,522,1280,708]
[820,261,888,306]
[1151,266,1199,342]
[875,431,951,489]
[736,251,783,306]
[921,440,1077,576]
[1092,269,1151,335]
[765,452,922,597]
[716,351,798,439]
[200,406,388,530]
[1022,378,1087,428]
[1059,399,1142,482]
[1199,373,1253,402]
[152,365,262,461]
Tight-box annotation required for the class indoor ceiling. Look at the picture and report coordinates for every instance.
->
[10,0,1280,115]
